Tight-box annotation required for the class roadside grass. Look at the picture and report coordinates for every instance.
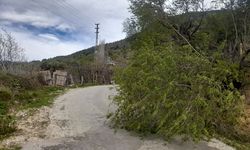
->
[0,85,65,141]
[16,86,65,109]
[0,116,16,141]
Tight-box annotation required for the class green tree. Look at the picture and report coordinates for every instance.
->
[111,0,245,142]
[214,0,250,61]
[112,38,243,141]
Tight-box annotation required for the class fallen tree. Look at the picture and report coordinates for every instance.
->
[111,40,244,141]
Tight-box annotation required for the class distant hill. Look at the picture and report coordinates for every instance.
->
[42,39,129,63]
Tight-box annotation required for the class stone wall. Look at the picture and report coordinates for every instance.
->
[39,71,53,85]
[53,70,68,86]
[40,70,74,86]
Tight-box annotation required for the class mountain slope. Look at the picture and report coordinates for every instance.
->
[42,38,129,64]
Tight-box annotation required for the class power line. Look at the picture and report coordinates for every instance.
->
[60,0,83,14]
[53,0,95,24]
[30,0,84,29]
[30,0,98,30]
[52,0,86,21]
[29,0,100,46]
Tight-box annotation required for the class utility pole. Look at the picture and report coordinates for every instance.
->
[94,23,100,84]
[95,23,100,49]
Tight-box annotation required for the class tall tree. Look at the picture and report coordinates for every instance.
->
[214,0,250,61]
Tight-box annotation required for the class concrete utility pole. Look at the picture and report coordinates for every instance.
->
[95,23,100,48]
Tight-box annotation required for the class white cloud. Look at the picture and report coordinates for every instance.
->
[0,10,55,26]
[56,23,75,32]
[38,33,60,42]
[0,0,131,60]
[9,29,89,61]
[0,9,74,31]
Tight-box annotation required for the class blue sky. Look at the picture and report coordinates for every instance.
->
[0,0,130,61]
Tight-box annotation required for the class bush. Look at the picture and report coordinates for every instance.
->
[0,87,12,102]
[15,91,34,103]
[17,76,42,90]
[0,87,15,138]
[0,73,15,88]
[0,115,16,139]
[0,72,42,90]
[111,42,244,141]
[0,101,8,115]
[37,73,47,85]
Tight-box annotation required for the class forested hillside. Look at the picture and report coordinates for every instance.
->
[40,38,129,69]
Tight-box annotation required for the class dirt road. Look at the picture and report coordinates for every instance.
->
[21,85,234,150]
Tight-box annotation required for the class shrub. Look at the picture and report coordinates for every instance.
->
[0,87,12,102]
[0,73,15,88]
[17,76,42,90]
[0,101,8,115]
[37,73,47,85]
[0,115,16,139]
[0,72,42,90]
[111,43,244,141]
[15,91,34,103]
[0,87,15,138]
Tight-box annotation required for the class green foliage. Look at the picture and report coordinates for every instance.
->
[0,87,12,102]
[40,60,66,71]
[19,87,64,109]
[111,41,244,141]
[111,0,248,143]
[0,87,12,116]
[0,146,21,150]
[0,116,16,140]
[0,86,16,139]
[0,72,42,91]
[0,102,8,116]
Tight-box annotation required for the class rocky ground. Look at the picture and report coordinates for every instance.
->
[0,106,51,148]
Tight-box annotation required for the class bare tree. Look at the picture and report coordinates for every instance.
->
[215,0,250,61]
[0,29,26,72]
[95,40,106,65]
[169,0,207,41]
